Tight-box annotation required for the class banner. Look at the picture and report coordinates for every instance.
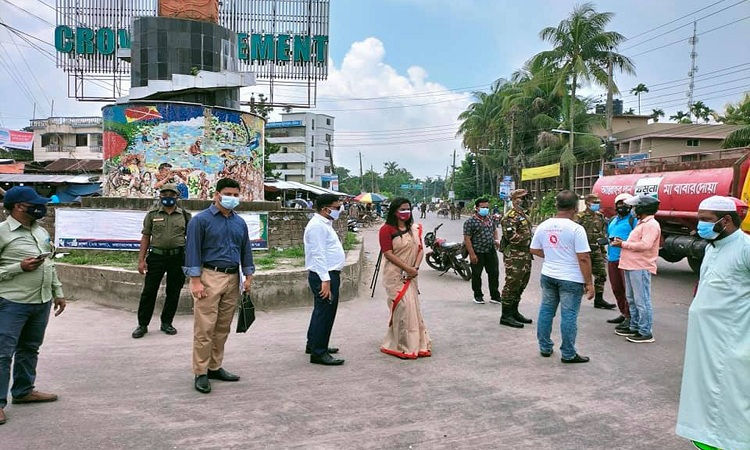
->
[55,208,269,251]
[0,128,34,151]
[521,163,561,181]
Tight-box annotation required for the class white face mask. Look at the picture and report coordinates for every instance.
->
[220,195,240,210]
[328,208,341,220]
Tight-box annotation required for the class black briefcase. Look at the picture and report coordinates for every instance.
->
[236,293,256,333]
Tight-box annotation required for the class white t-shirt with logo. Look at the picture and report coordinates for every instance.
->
[530,217,591,284]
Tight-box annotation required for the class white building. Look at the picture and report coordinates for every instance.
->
[266,112,334,184]
[29,117,103,162]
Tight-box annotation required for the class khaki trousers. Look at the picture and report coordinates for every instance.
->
[192,270,239,375]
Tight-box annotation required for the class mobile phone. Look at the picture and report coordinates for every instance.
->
[609,237,616,242]
[36,252,53,259]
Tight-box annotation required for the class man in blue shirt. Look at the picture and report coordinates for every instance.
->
[606,193,637,331]
[184,178,255,394]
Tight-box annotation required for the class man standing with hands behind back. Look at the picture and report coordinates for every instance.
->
[132,183,190,339]
[184,178,255,394]
[0,187,66,425]
[304,194,346,366]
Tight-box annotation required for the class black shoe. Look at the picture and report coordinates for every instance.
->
[160,323,177,335]
[513,305,533,324]
[305,345,339,354]
[473,297,486,304]
[499,305,524,328]
[614,328,639,337]
[194,375,211,393]
[540,349,553,357]
[207,368,240,381]
[615,318,631,331]
[561,354,590,363]
[607,315,626,324]
[310,353,345,366]
[488,298,502,305]
[131,325,148,339]
[594,294,616,309]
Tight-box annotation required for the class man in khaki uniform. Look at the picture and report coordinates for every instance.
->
[575,194,616,309]
[132,184,191,338]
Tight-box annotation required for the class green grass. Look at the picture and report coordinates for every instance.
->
[343,231,359,251]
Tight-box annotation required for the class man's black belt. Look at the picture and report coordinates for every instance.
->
[150,247,184,256]
[202,264,239,274]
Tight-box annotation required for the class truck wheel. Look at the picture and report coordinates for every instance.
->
[687,257,702,274]
[658,249,683,263]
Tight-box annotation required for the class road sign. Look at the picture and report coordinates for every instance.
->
[400,184,411,189]
[413,184,424,190]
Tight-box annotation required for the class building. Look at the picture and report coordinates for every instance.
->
[266,112,334,184]
[608,123,743,162]
[29,116,103,162]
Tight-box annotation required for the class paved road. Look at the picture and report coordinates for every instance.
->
[3,212,697,449]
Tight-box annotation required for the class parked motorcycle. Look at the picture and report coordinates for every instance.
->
[347,218,359,232]
[423,224,472,281]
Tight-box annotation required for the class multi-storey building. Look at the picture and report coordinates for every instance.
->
[29,116,104,162]
[266,112,334,184]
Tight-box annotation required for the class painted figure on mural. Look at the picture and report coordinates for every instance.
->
[158,0,220,23]
[189,138,203,156]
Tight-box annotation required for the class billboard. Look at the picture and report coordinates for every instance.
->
[0,128,34,151]
[101,102,264,202]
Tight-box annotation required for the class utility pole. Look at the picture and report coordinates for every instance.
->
[605,48,615,162]
[358,151,364,192]
[370,164,375,192]
[326,140,334,176]
[687,21,698,123]
[450,149,457,195]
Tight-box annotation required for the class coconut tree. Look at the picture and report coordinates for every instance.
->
[690,101,713,124]
[669,110,692,124]
[630,83,649,114]
[650,108,665,123]
[528,2,635,188]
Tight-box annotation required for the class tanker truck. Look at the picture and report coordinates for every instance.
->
[592,148,750,273]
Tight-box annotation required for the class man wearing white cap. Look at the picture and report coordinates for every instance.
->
[676,195,750,450]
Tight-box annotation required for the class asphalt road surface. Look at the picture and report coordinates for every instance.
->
[2,211,698,449]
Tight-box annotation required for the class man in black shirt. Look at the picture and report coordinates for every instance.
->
[463,198,501,304]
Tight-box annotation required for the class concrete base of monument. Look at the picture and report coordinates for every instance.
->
[55,239,365,313]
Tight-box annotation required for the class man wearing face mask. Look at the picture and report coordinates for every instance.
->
[498,189,534,328]
[184,178,254,394]
[576,194,616,310]
[304,194,346,366]
[605,193,638,330]
[610,194,661,343]
[676,196,750,450]
[0,186,66,426]
[132,184,191,339]
[463,198,501,306]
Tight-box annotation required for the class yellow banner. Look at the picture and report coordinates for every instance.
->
[521,163,561,181]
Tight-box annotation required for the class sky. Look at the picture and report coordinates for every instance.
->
[0,0,749,180]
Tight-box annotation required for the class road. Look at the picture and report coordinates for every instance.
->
[2,211,697,449]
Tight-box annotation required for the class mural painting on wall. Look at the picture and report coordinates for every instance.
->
[102,103,264,202]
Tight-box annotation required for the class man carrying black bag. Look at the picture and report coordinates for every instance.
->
[236,291,255,333]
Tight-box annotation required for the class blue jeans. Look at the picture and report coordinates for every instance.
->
[623,269,653,336]
[537,275,584,360]
[0,298,51,408]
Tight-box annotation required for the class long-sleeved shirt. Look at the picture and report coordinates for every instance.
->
[618,215,661,274]
[184,204,255,277]
[304,213,345,281]
[0,216,64,303]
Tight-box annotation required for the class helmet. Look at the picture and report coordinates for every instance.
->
[510,189,529,200]
[424,232,436,248]
[614,193,634,204]
[626,194,660,216]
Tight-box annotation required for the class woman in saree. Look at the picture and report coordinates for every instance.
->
[379,198,432,359]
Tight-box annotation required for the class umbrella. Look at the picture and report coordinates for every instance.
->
[354,192,387,203]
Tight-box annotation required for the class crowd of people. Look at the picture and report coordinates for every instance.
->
[0,181,747,449]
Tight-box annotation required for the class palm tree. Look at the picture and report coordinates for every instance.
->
[630,83,649,114]
[528,2,634,188]
[690,101,713,124]
[669,110,692,124]
[650,108,664,123]
[383,161,399,175]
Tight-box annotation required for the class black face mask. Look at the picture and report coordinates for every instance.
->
[616,206,631,217]
[25,205,47,220]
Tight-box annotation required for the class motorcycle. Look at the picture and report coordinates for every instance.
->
[423,224,472,281]
[347,218,359,232]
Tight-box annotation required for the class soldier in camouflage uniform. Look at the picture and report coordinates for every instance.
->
[575,194,616,309]
[499,189,534,328]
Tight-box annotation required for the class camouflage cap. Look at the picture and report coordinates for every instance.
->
[160,183,180,195]
[585,194,600,202]
[510,189,529,200]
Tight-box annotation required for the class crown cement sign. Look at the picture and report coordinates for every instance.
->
[54,26,328,64]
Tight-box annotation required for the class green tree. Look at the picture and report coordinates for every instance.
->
[528,2,634,188]
[690,100,713,124]
[248,93,280,178]
[669,110,692,124]
[650,108,664,123]
[630,83,649,114]
[717,93,750,125]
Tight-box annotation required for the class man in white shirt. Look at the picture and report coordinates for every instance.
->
[304,194,346,366]
[530,190,595,363]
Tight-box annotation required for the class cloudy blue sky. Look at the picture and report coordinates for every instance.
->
[1,0,749,179]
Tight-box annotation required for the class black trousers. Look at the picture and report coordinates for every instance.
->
[306,271,340,357]
[470,251,501,300]
[137,252,185,326]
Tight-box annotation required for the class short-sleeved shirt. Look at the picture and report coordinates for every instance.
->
[530,217,591,283]
[607,215,637,262]
[379,224,417,253]
[464,215,496,253]
[142,206,190,249]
